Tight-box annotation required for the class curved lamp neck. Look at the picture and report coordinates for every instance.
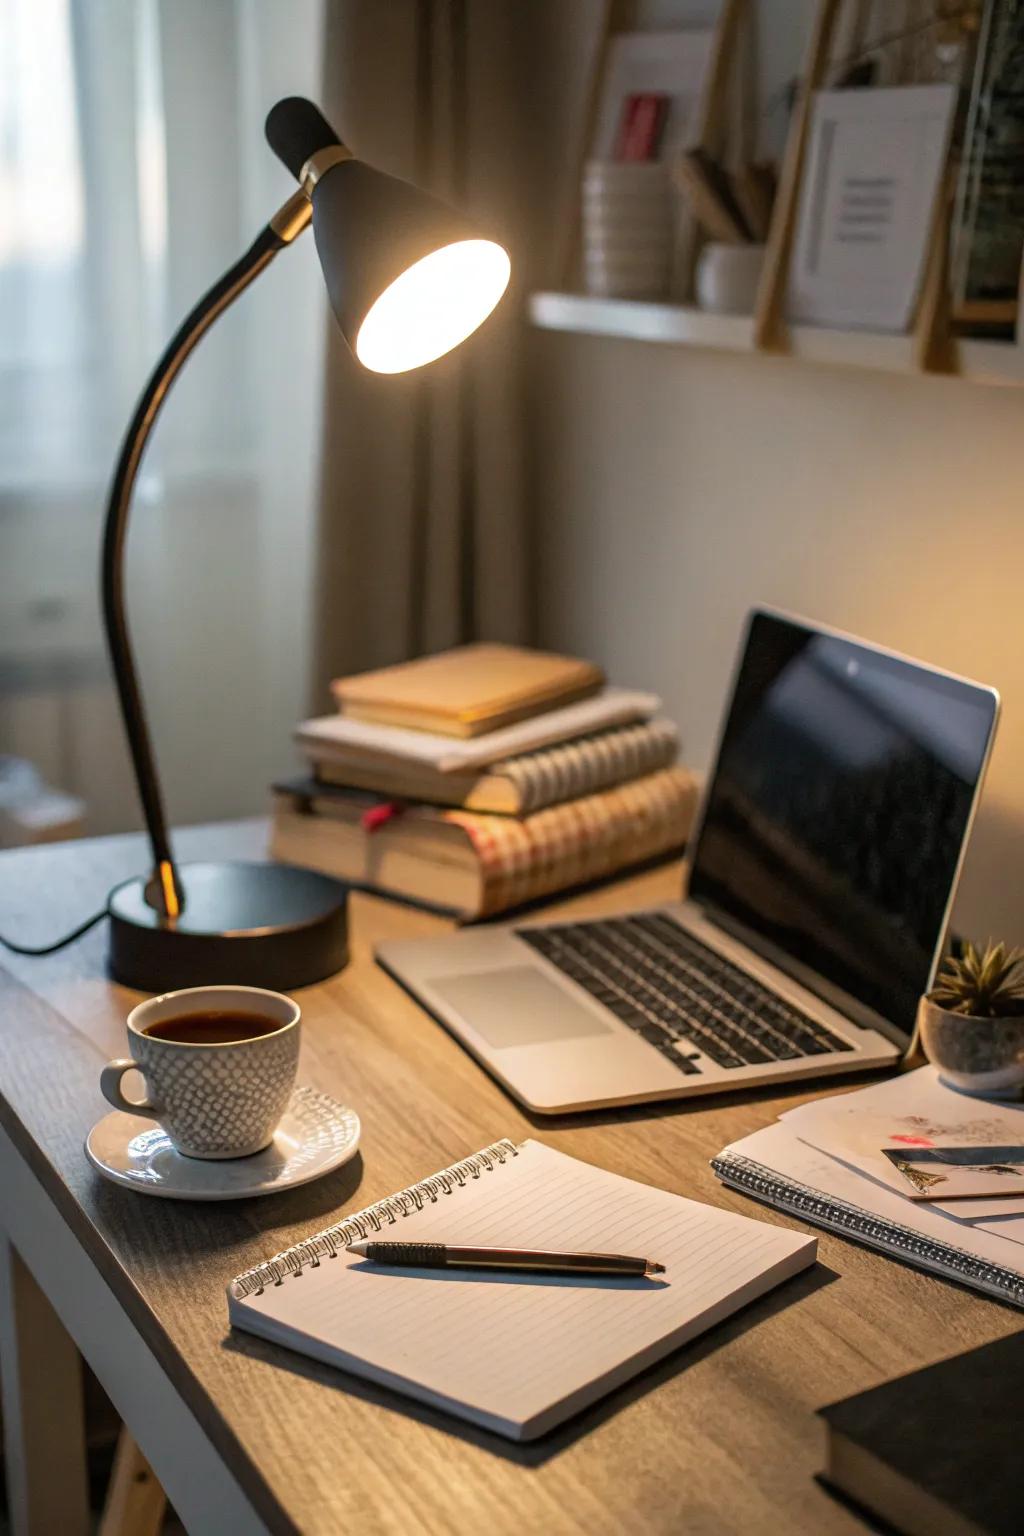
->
[100,190,313,918]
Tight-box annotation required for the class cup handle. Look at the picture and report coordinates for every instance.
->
[100,1059,159,1119]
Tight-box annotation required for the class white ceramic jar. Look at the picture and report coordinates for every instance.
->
[695,241,766,315]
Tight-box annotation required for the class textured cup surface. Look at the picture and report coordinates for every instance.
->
[120,986,300,1158]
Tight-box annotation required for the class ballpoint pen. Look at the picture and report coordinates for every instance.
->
[346,1240,665,1277]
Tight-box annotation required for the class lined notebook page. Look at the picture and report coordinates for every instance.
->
[230,1140,815,1440]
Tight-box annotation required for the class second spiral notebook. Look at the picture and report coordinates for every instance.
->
[228,1139,815,1440]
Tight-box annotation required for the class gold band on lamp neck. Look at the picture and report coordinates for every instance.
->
[268,144,352,243]
[158,859,180,920]
[300,144,352,197]
[268,188,313,243]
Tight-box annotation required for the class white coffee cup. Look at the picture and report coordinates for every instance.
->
[100,985,300,1159]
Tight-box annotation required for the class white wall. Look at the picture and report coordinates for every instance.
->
[532,333,1024,941]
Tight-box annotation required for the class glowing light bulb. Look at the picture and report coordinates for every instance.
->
[355,238,511,374]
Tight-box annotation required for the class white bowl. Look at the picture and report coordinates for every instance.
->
[695,242,766,315]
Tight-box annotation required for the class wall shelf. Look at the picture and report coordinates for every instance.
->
[529,292,1024,389]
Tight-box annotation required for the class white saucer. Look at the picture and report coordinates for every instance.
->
[86,1085,360,1200]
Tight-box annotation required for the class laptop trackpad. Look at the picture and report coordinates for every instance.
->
[431,968,612,1049]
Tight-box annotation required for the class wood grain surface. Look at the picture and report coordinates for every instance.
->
[0,821,1017,1536]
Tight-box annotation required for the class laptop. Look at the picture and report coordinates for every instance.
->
[377,610,999,1113]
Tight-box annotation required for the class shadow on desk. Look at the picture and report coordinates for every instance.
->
[220,1260,838,1465]
[516,1066,897,1134]
[89,1155,367,1265]
[814,1474,901,1536]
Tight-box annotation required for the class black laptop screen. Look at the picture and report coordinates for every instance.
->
[687,612,997,1041]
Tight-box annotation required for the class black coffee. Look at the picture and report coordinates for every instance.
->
[142,1011,284,1045]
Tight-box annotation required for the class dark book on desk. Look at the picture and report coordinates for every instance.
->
[820,1331,1024,1536]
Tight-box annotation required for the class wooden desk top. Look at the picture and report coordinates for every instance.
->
[0,822,1016,1535]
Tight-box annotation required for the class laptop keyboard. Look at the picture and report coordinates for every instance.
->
[515,912,854,1075]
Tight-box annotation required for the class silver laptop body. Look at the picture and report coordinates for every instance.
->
[378,611,999,1114]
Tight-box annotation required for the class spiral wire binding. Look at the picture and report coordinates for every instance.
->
[231,1139,520,1299]
[711,1152,1024,1309]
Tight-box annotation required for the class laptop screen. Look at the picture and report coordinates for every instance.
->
[687,611,998,1041]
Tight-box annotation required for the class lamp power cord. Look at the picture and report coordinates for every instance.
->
[0,906,109,956]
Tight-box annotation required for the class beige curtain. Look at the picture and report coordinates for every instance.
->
[312,0,549,703]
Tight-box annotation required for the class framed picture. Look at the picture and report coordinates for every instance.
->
[589,30,714,163]
[786,83,958,333]
[951,0,1024,335]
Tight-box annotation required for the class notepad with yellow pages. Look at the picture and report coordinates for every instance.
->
[228,1138,816,1440]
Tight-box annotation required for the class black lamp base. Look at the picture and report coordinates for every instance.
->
[107,861,349,993]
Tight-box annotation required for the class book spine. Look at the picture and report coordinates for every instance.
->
[711,1152,1024,1309]
[502,720,679,814]
[451,766,697,919]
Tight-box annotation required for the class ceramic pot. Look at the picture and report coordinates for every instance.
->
[695,242,766,315]
[917,995,1024,1099]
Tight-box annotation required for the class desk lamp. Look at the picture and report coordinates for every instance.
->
[103,98,510,990]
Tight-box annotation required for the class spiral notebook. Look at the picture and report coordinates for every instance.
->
[228,1138,816,1441]
[712,1124,1024,1309]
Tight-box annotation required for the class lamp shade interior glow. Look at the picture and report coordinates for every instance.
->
[354,238,511,374]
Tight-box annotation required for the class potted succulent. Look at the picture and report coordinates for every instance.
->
[918,941,1024,1099]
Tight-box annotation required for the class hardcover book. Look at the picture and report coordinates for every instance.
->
[270,766,698,919]
[331,643,604,738]
[309,719,680,815]
[297,688,660,775]
[820,1331,1024,1536]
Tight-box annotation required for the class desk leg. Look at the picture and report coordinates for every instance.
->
[99,1430,167,1536]
[0,1235,90,1536]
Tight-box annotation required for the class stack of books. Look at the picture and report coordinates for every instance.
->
[271,643,698,919]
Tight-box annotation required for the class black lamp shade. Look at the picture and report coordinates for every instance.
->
[311,160,510,373]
